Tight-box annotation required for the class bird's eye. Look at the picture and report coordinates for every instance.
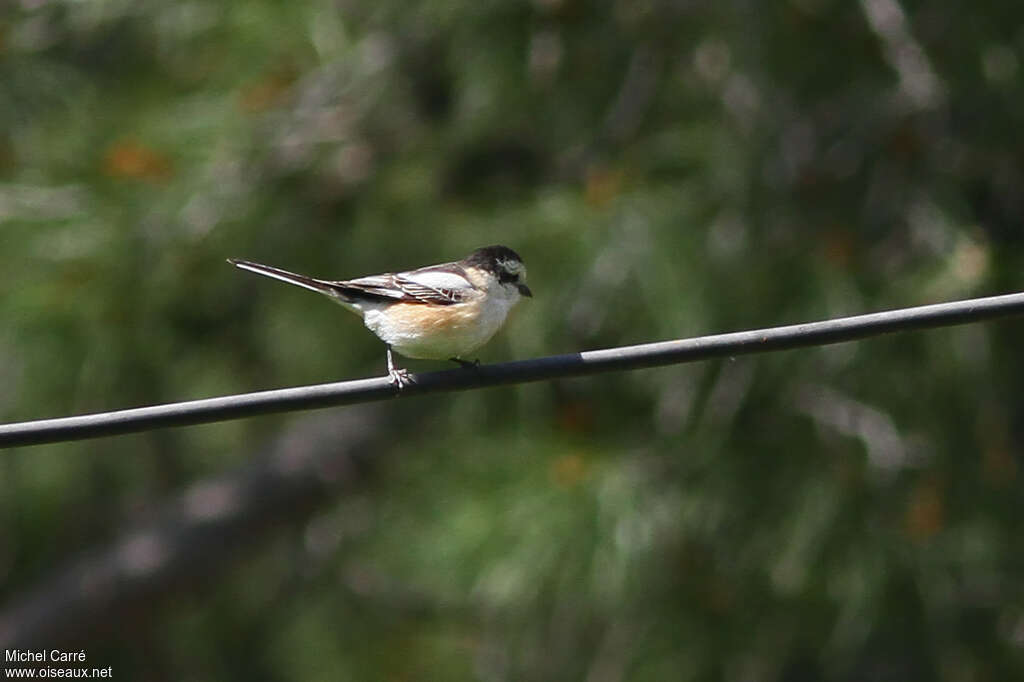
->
[498,271,517,284]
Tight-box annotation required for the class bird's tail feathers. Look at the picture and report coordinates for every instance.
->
[227,258,349,299]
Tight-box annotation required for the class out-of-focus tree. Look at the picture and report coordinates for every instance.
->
[3,0,1024,679]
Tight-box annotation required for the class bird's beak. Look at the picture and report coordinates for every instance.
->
[517,283,533,298]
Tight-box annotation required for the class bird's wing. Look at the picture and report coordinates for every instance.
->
[339,263,475,305]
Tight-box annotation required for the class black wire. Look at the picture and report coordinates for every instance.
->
[4,290,1024,448]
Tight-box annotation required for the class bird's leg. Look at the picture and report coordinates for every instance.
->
[449,357,481,369]
[387,345,414,389]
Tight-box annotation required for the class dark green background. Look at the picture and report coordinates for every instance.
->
[3,0,1024,679]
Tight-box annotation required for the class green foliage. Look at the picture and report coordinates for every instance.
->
[4,0,1024,678]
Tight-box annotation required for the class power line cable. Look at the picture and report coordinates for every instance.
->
[3,290,1024,448]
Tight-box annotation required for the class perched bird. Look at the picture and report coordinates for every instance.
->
[228,245,532,387]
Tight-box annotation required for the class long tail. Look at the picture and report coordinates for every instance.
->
[227,258,347,298]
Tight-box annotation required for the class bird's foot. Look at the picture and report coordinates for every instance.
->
[450,357,481,369]
[386,345,415,390]
[388,367,415,389]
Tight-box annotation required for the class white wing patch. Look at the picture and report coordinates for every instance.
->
[400,269,474,292]
[341,265,475,305]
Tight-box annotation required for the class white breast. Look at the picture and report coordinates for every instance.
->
[361,294,518,360]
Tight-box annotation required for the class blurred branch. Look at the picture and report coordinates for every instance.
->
[0,408,385,648]
[859,0,945,109]
[4,289,1024,448]
[794,382,908,473]
[602,44,662,144]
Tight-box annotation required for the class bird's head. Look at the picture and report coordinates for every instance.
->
[465,245,532,301]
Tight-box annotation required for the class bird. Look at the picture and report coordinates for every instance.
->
[227,245,532,388]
